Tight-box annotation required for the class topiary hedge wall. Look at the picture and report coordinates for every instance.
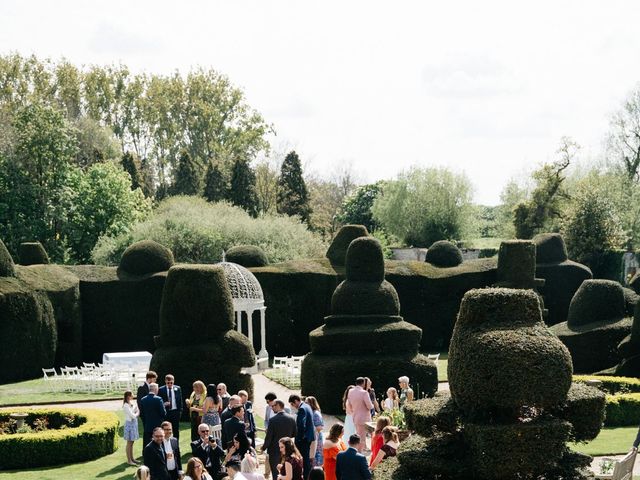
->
[0,408,119,469]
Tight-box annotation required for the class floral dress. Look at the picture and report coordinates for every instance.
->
[312,410,324,466]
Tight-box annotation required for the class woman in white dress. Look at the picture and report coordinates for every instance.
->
[341,385,356,440]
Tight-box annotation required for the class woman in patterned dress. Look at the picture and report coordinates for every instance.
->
[122,390,140,466]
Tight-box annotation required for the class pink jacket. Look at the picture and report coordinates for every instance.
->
[347,386,374,424]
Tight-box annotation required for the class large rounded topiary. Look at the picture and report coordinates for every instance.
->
[533,233,568,264]
[567,279,625,328]
[225,245,269,268]
[425,240,463,268]
[325,224,369,265]
[448,288,572,418]
[118,240,174,275]
[0,238,16,277]
[19,242,50,265]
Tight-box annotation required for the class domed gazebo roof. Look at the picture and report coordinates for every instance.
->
[217,261,264,311]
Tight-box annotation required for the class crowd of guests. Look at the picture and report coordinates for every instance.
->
[124,371,414,480]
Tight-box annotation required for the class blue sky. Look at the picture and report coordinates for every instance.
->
[2,0,640,204]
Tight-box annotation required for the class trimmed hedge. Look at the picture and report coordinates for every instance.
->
[18,241,49,265]
[225,245,269,268]
[567,279,626,328]
[403,392,460,435]
[330,280,400,316]
[345,237,384,282]
[603,392,640,427]
[425,240,463,268]
[118,239,174,275]
[325,225,369,265]
[301,353,437,414]
[464,418,571,479]
[449,288,573,418]
[395,432,471,480]
[553,382,605,442]
[0,277,57,383]
[0,238,15,277]
[573,374,640,395]
[536,260,593,326]
[16,265,82,366]
[0,408,119,469]
[496,240,537,288]
[67,265,166,363]
[533,233,568,263]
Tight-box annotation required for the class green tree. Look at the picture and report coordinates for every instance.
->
[63,162,151,263]
[229,158,258,217]
[277,151,312,223]
[73,116,120,167]
[336,182,383,232]
[608,85,640,181]
[203,161,227,202]
[172,150,201,196]
[254,157,279,215]
[372,167,474,247]
[121,151,143,191]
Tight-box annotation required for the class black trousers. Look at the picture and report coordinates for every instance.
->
[296,439,312,480]
[166,409,181,439]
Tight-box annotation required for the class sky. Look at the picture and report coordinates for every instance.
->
[2,1,640,205]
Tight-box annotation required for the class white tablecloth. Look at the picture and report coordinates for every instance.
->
[102,351,152,368]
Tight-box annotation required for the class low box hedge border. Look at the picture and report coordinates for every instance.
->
[573,375,640,395]
[0,408,119,469]
[573,375,640,427]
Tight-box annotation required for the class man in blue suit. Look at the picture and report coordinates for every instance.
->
[289,394,315,480]
[336,434,372,480]
[141,383,167,448]
[159,374,182,439]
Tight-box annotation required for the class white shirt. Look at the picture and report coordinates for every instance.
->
[163,439,176,471]
[123,402,139,422]
[169,387,177,410]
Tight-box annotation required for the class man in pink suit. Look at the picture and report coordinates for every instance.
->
[347,377,374,452]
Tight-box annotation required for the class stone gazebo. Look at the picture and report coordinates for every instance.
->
[218,261,268,369]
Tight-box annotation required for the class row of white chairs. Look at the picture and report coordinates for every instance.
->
[42,363,148,393]
[269,355,304,388]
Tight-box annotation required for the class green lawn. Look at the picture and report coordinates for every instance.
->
[570,426,637,456]
[0,378,121,406]
[463,237,505,250]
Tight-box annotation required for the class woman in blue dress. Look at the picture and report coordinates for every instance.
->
[306,396,325,466]
[122,390,140,466]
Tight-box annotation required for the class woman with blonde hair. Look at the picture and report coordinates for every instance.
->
[241,453,266,480]
[369,416,391,466]
[186,380,206,441]
[134,465,150,480]
[184,457,213,480]
[370,426,400,469]
[383,387,400,411]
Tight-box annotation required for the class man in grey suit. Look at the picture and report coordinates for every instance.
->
[261,399,297,479]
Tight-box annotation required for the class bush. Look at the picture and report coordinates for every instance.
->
[92,196,325,265]
[225,245,268,267]
[325,225,369,265]
[449,288,573,418]
[496,240,537,288]
[425,240,463,268]
[602,392,640,426]
[18,242,49,265]
[118,239,174,275]
[0,408,119,469]
[344,237,384,281]
[330,281,400,316]
[477,248,498,258]
[533,232,568,264]
[0,277,57,382]
[403,392,461,435]
[567,279,625,327]
[395,433,471,480]
[0,238,15,277]
[573,375,640,395]
[553,382,606,442]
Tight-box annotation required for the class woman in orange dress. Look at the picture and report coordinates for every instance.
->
[369,416,391,466]
[322,424,347,480]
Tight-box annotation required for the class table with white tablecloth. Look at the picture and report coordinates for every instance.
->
[102,351,152,370]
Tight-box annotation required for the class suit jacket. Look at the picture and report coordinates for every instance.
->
[163,437,182,473]
[295,402,315,443]
[191,438,225,474]
[140,393,167,432]
[263,411,297,456]
[222,416,248,451]
[336,447,372,480]
[348,386,374,425]
[243,400,256,435]
[143,441,171,480]
[159,385,183,416]
[137,382,150,420]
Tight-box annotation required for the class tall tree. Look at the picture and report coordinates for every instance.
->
[229,158,258,217]
[172,150,201,196]
[121,151,143,191]
[203,161,227,202]
[608,86,640,181]
[277,151,312,223]
[336,182,383,233]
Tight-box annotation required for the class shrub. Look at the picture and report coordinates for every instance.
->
[325,225,369,265]
[496,240,537,288]
[344,237,384,281]
[573,374,640,395]
[18,242,49,265]
[553,382,606,442]
[330,281,400,316]
[403,392,461,435]
[118,239,174,275]
[0,408,119,469]
[425,240,463,268]
[92,196,325,265]
[225,245,268,267]
[602,392,640,426]
[567,279,625,327]
[533,232,568,263]
[395,433,471,480]
[0,238,15,277]
[478,248,498,258]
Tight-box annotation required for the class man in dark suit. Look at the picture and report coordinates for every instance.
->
[289,394,316,480]
[238,389,256,448]
[141,383,166,448]
[222,405,249,454]
[143,427,171,480]
[191,422,226,478]
[219,395,241,426]
[158,374,182,439]
[137,370,158,422]
[261,399,297,479]
[336,434,372,480]
[161,421,183,480]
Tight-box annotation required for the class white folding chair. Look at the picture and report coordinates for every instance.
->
[42,368,62,392]
[427,353,440,366]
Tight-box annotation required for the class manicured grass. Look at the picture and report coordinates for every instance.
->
[570,426,637,456]
[0,378,120,406]
[463,237,505,250]
[435,353,448,383]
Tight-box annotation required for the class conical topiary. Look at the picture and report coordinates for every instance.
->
[19,242,50,265]
[0,239,16,277]
[325,224,369,265]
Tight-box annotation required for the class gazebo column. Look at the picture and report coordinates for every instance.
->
[247,309,255,346]
[236,310,241,333]
[258,306,268,359]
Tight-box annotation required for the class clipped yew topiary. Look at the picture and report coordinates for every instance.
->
[225,245,269,267]
[425,240,463,268]
[567,279,625,327]
[534,233,568,263]
[325,224,369,265]
[151,264,256,402]
[18,241,50,265]
[302,236,437,413]
[0,238,16,277]
[496,240,538,289]
[118,239,174,275]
